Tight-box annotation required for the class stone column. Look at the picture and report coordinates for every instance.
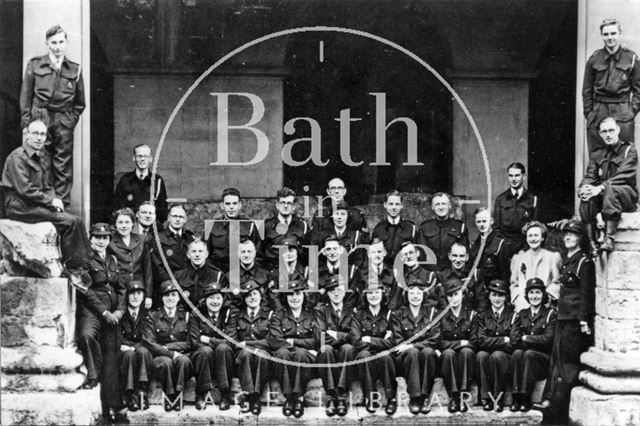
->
[569,212,640,425]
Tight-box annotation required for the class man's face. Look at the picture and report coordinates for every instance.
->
[432,195,451,219]
[238,242,256,266]
[276,196,295,216]
[401,244,418,267]
[367,242,386,267]
[46,32,67,58]
[475,210,493,235]
[187,243,208,267]
[599,120,621,146]
[448,245,468,270]
[136,204,156,227]
[323,241,343,263]
[332,209,349,228]
[327,285,346,305]
[384,195,403,219]
[168,208,187,230]
[601,24,621,52]
[327,178,346,201]
[133,146,152,171]
[508,168,525,190]
[128,290,144,309]
[221,195,241,218]
[25,122,47,151]
[90,234,110,252]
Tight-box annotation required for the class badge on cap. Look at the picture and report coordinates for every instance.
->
[67,82,73,89]
[622,74,627,81]
[166,249,174,257]
[127,194,134,201]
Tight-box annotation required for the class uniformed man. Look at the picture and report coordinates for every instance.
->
[174,239,225,306]
[77,223,125,421]
[437,242,477,310]
[316,274,357,417]
[371,190,416,268]
[399,242,445,310]
[509,278,556,412]
[133,201,158,236]
[313,177,368,233]
[119,280,153,412]
[152,204,196,288]
[493,163,538,261]
[19,25,85,206]
[578,116,638,255]
[261,187,309,270]
[361,239,404,311]
[223,239,273,310]
[206,187,262,271]
[475,279,516,412]
[317,235,365,311]
[583,17,640,152]
[469,207,509,281]
[417,192,468,271]
[143,281,193,411]
[189,281,235,411]
[1,119,92,283]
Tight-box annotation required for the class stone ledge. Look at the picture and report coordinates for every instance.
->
[615,212,640,252]
[600,251,640,291]
[0,389,101,425]
[569,386,640,426]
[579,370,640,394]
[581,347,640,375]
[1,372,85,392]
[0,220,63,278]
[1,346,83,374]
[594,315,640,353]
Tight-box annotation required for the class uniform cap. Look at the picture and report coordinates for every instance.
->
[444,278,464,295]
[241,279,261,294]
[90,222,112,236]
[281,236,301,249]
[283,279,308,293]
[323,273,347,291]
[201,281,224,299]
[525,277,546,293]
[126,280,145,294]
[487,279,508,295]
[406,277,427,289]
[160,280,178,295]
[563,220,585,237]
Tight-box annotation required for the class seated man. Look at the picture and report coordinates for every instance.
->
[1,119,92,281]
[578,116,638,255]
[371,190,416,268]
[132,201,157,237]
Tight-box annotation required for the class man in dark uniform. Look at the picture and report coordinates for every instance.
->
[579,116,638,255]
[361,239,404,311]
[261,187,309,271]
[174,239,225,306]
[470,207,509,281]
[1,119,92,281]
[224,239,273,310]
[399,242,445,310]
[152,204,196,286]
[371,190,416,268]
[313,177,368,233]
[317,235,365,311]
[316,275,357,417]
[206,187,262,271]
[493,163,538,262]
[113,144,168,224]
[417,192,468,271]
[583,17,640,152]
[133,201,157,237]
[19,25,85,206]
[437,242,478,310]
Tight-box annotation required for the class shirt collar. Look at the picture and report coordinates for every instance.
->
[168,226,181,237]
[23,143,41,159]
[137,168,149,180]
[492,306,504,318]
[48,53,64,68]
[512,188,523,198]
[129,307,140,317]
[387,216,400,225]
[278,213,291,224]
[164,307,176,318]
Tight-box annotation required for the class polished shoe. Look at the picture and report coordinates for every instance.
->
[482,399,494,411]
[82,378,98,389]
[510,402,520,412]
[126,392,140,412]
[448,397,459,413]
[250,399,262,416]
[292,399,305,418]
[325,397,336,417]
[103,408,117,423]
[408,398,421,415]
[495,401,504,413]
[459,397,469,413]
[336,398,348,416]
[164,395,174,412]
[385,398,398,416]
[520,401,532,412]
[282,398,294,417]
[420,397,431,414]
[219,390,232,411]
[195,393,207,410]
[364,397,377,414]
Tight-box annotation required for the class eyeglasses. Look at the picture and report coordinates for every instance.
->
[599,128,617,134]
[278,201,294,205]
[134,155,151,159]
[329,186,345,190]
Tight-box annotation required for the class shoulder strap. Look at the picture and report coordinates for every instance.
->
[461,223,466,234]
[496,238,504,254]
[411,223,416,238]
[268,310,274,320]
[511,312,517,325]
[545,309,553,325]
[576,256,587,276]
[386,310,392,321]
[76,64,82,82]
[533,195,538,208]
[625,145,631,159]
[469,310,476,322]
[185,312,190,324]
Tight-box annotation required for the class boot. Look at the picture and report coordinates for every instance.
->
[584,223,600,258]
[599,220,618,253]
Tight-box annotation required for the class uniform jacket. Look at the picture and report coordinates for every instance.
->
[108,233,153,294]
[371,217,416,266]
[20,54,85,129]
[268,307,318,351]
[1,144,55,210]
[226,306,272,351]
[113,171,168,223]
[261,215,309,265]
[315,302,356,347]
[314,201,367,233]
[350,305,394,353]
[360,266,405,311]
[402,265,446,309]
[417,217,468,270]
[120,307,150,349]
[583,46,640,117]
[510,248,562,312]
[391,305,440,350]
[493,189,538,239]
[143,306,191,358]
[206,217,261,271]
[510,306,556,353]
[152,228,196,282]
[317,263,364,311]
[312,226,369,269]
[437,266,477,310]
[476,306,517,353]
[189,305,235,350]
[81,250,125,316]
[581,141,638,191]
[224,263,272,309]
[174,262,224,306]
[439,307,478,351]
[270,262,309,311]
[470,230,509,281]
[557,251,595,323]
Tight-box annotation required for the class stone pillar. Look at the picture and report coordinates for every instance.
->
[569,212,640,425]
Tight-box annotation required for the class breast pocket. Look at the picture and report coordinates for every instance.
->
[281,319,295,335]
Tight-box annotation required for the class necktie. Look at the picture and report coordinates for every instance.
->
[336,309,341,319]
[494,311,500,321]
[132,312,137,322]
[250,310,255,320]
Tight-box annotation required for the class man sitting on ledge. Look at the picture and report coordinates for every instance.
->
[578,116,638,256]
[1,119,92,283]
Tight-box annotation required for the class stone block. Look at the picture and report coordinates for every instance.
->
[1,346,83,374]
[594,315,640,353]
[616,212,640,251]
[1,276,72,347]
[0,220,63,278]
[596,288,640,320]
[1,389,101,425]
[1,372,85,392]
[579,370,640,394]
[581,347,640,375]
[570,386,640,426]
[601,251,640,291]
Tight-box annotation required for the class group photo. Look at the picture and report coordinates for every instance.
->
[1,1,640,425]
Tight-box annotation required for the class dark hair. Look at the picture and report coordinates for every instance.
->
[277,187,296,199]
[431,192,451,204]
[45,25,66,40]
[384,190,403,202]
[600,17,621,32]
[474,206,490,217]
[598,116,619,129]
[112,207,135,224]
[168,204,187,216]
[222,187,241,200]
[133,144,151,156]
[137,200,156,212]
[524,286,549,306]
[507,162,526,174]
[448,241,468,255]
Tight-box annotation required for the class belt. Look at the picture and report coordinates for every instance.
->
[594,95,630,104]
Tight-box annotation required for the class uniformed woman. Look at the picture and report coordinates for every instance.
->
[391,278,441,415]
[268,279,319,418]
[543,221,595,423]
[108,207,153,309]
[226,280,272,415]
[77,223,125,422]
[509,277,556,412]
[439,278,478,413]
[189,280,235,411]
[475,279,516,412]
[119,279,153,412]
[143,280,193,411]
[350,281,397,415]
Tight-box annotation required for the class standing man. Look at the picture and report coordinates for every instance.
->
[470,207,509,281]
[314,177,367,233]
[19,25,85,207]
[113,144,168,224]
[417,192,468,271]
[583,17,640,152]
[371,190,416,268]
[133,201,157,236]
[493,163,538,262]
[579,117,638,255]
